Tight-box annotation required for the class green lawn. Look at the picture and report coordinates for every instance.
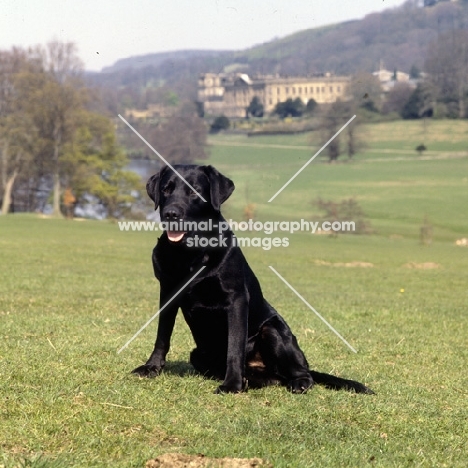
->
[209,120,468,240]
[1,120,467,467]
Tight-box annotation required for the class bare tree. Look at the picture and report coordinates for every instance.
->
[425,30,468,118]
[318,101,360,162]
[154,112,208,164]
[349,72,383,112]
[382,82,414,115]
[25,41,86,217]
[126,104,209,165]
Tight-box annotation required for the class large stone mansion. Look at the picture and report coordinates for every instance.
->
[197,72,350,118]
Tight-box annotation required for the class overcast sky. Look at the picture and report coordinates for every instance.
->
[1,0,407,72]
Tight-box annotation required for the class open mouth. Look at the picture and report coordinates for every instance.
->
[166,231,186,243]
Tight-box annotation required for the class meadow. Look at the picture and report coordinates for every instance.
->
[0,119,467,467]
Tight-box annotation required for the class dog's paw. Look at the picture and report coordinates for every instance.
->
[131,364,162,378]
[214,385,242,394]
[287,377,314,394]
[215,379,248,394]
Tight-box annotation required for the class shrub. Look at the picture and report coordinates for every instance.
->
[210,115,230,133]
[313,197,372,234]
[416,144,427,155]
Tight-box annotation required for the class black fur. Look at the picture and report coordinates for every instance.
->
[133,164,374,395]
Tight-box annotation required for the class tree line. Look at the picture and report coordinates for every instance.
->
[0,41,142,216]
[3,23,466,212]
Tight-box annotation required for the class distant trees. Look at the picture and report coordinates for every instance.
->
[401,82,435,119]
[26,41,86,216]
[377,30,468,120]
[126,106,209,164]
[246,96,264,118]
[425,30,468,118]
[273,98,305,118]
[152,112,208,163]
[382,82,415,115]
[409,65,421,79]
[210,115,230,133]
[305,98,318,115]
[65,113,141,218]
[0,48,38,214]
[0,42,141,216]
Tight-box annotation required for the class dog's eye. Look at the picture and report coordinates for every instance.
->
[162,183,174,196]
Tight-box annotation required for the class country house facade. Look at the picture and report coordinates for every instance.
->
[197,73,350,118]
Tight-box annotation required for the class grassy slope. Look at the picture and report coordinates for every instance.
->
[209,120,468,239]
[1,120,467,467]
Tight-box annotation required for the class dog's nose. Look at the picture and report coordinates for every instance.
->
[164,209,180,221]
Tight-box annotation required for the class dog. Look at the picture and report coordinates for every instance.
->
[132,164,373,394]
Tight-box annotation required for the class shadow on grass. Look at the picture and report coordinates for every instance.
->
[163,360,198,377]
[152,361,223,386]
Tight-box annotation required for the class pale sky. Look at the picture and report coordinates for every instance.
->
[1,0,407,72]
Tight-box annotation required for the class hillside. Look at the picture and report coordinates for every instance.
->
[232,1,467,75]
[102,49,232,73]
[91,1,468,106]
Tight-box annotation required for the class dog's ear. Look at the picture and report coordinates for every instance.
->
[203,165,235,212]
[146,166,168,210]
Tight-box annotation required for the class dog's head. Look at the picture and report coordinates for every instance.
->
[146,165,234,243]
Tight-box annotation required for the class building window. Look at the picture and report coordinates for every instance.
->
[310,87,313,94]
[292,87,296,94]
[316,87,320,93]
[277,87,280,94]
[285,87,289,94]
[337,86,341,93]
[304,87,308,94]
[322,87,325,93]
[269,98,273,105]
[330,86,333,93]
[299,87,302,94]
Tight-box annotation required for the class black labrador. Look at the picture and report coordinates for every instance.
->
[132,164,373,395]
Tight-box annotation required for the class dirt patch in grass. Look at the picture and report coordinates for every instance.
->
[146,453,271,468]
[455,238,468,246]
[315,260,374,268]
[403,262,441,269]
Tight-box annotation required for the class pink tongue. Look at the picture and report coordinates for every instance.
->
[167,231,185,242]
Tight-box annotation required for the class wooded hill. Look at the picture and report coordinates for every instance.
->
[90,0,468,107]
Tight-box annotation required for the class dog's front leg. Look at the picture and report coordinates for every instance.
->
[215,296,248,394]
[132,290,179,378]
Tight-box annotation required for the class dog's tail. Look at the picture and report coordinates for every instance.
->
[310,370,375,394]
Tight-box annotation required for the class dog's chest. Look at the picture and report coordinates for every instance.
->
[184,276,230,309]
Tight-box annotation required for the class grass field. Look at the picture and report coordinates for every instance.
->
[1,120,467,467]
